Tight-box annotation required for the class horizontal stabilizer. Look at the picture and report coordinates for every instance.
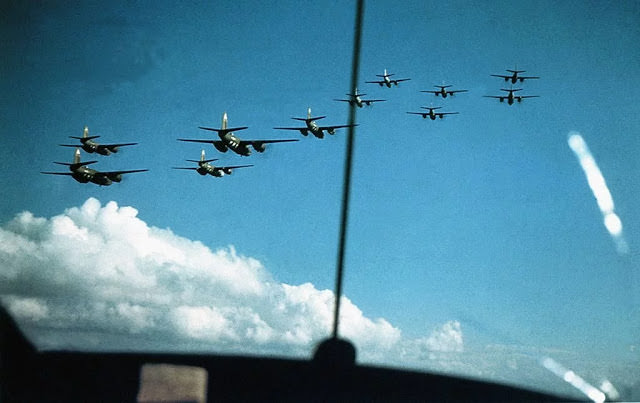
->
[198,126,248,133]
[70,135,100,140]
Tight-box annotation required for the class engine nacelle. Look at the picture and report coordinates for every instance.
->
[327,128,336,135]
[517,98,522,102]
[214,142,228,153]
[439,114,444,119]
[253,142,266,153]
[300,129,308,136]
[223,168,233,175]
[378,83,383,87]
[106,146,119,153]
[499,98,504,102]
[519,78,525,82]
[108,173,123,182]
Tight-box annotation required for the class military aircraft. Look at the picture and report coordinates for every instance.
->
[334,88,385,107]
[172,149,252,177]
[178,112,298,156]
[484,88,539,105]
[273,108,356,139]
[365,69,411,88]
[420,85,468,98]
[59,126,138,156]
[406,106,459,120]
[41,148,148,186]
[491,68,539,84]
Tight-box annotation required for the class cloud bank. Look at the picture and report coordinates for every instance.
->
[0,198,460,362]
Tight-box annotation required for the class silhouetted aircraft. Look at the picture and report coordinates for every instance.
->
[365,69,411,87]
[406,106,459,120]
[421,85,468,98]
[334,88,385,107]
[484,88,539,105]
[491,68,539,84]
[178,113,298,156]
[173,149,252,177]
[41,148,147,186]
[59,126,138,156]
[273,108,356,139]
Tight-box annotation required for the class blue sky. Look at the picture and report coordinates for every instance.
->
[1,0,639,399]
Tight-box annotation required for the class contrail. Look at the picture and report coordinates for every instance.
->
[568,131,628,254]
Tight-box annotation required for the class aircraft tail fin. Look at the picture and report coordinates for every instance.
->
[222,112,228,130]
[54,148,97,169]
[186,150,218,164]
[69,126,100,140]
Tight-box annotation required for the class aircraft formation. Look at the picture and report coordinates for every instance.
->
[41,66,539,185]
[41,127,147,186]
[485,67,540,105]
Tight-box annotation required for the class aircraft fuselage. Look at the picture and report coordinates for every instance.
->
[196,163,225,177]
[79,139,118,156]
[69,166,114,186]
[218,132,252,156]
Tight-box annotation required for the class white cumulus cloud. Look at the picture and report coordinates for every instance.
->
[0,198,459,363]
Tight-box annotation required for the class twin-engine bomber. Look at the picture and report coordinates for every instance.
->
[421,85,468,98]
[173,149,252,177]
[59,126,138,155]
[273,108,356,139]
[406,106,459,120]
[41,148,148,186]
[334,88,385,108]
[365,69,411,88]
[178,112,298,156]
[490,67,540,84]
[484,88,539,105]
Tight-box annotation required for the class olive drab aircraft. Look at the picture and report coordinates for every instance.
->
[41,148,148,186]
[334,88,385,108]
[273,108,356,139]
[172,149,253,177]
[178,112,298,156]
[483,88,539,105]
[490,68,539,84]
[406,106,459,120]
[420,85,468,98]
[59,126,138,155]
[365,69,411,88]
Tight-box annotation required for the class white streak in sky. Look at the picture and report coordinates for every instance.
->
[541,356,606,403]
[568,132,628,254]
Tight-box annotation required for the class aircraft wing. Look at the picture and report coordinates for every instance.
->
[519,75,539,80]
[97,169,149,176]
[362,99,386,103]
[97,142,138,149]
[334,99,352,103]
[420,90,439,94]
[40,172,73,175]
[178,139,225,146]
[392,78,411,84]
[440,112,459,115]
[448,89,468,94]
[483,95,502,99]
[318,124,356,130]
[239,139,299,146]
[220,165,254,170]
[490,74,509,79]
[519,95,540,99]
[172,167,198,170]
[365,80,385,84]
